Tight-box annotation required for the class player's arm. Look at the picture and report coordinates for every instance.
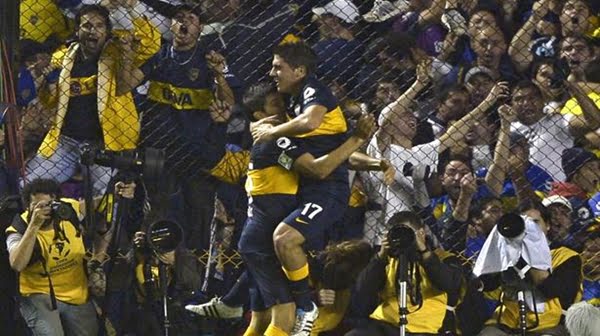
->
[292,114,375,180]
[253,104,327,143]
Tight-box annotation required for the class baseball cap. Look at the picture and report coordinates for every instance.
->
[464,66,494,84]
[542,195,573,212]
[312,0,360,24]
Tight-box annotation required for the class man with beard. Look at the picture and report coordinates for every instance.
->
[509,80,600,181]
[24,4,160,195]
[118,3,240,249]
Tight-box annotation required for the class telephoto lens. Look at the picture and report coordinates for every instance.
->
[497,213,525,239]
[387,225,416,258]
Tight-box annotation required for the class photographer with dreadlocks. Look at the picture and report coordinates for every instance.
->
[5,178,136,336]
[346,211,464,336]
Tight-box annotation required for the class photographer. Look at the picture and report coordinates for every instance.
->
[474,214,583,336]
[5,178,97,335]
[5,177,137,335]
[132,220,204,336]
[346,211,464,336]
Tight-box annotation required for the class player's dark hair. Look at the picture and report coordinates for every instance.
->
[469,197,502,220]
[22,179,62,206]
[75,5,113,32]
[243,82,278,121]
[273,42,318,75]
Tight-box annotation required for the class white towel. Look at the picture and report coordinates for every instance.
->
[473,216,552,312]
[473,216,552,276]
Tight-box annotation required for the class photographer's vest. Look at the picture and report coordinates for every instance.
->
[486,247,583,331]
[5,199,88,305]
[370,250,461,334]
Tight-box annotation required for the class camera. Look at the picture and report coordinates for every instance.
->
[497,213,525,239]
[387,224,416,258]
[80,146,165,180]
[49,200,76,221]
[147,220,183,254]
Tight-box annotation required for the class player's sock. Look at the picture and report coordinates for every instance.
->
[264,324,289,336]
[242,326,262,336]
[222,271,249,306]
[283,262,313,311]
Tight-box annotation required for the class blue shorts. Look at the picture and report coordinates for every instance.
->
[243,252,293,311]
[283,182,350,251]
[238,195,296,256]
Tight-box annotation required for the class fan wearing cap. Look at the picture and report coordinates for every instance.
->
[310,0,367,95]
[542,195,578,248]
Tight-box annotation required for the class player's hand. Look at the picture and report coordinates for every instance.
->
[318,289,336,306]
[30,201,52,228]
[252,124,275,144]
[206,50,227,75]
[209,100,232,123]
[380,159,395,186]
[353,113,376,140]
[115,181,136,199]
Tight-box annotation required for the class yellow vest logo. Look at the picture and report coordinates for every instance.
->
[49,240,71,261]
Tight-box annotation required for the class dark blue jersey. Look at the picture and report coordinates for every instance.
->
[61,52,102,142]
[245,137,306,222]
[140,42,241,144]
[286,75,349,188]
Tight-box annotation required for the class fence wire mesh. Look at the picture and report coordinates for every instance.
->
[3,0,600,335]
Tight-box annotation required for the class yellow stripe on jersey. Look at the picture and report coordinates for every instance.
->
[291,106,347,138]
[69,75,97,97]
[148,81,214,110]
[210,150,251,184]
[245,166,299,196]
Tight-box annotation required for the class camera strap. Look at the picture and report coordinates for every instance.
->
[39,256,58,310]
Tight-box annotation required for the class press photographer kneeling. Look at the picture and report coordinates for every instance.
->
[5,178,135,336]
[346,211,464,336]
[473,213,583,336]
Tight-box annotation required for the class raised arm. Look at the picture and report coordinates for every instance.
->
[379,61,430,132]
[8,203,51,272]
[438,82,510,152]
[485,105,516,196]
[508,0,551,73]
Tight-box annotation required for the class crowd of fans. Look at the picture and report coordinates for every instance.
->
[1,0,600,335]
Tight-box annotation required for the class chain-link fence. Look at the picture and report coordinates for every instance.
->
[2,0,600,335]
